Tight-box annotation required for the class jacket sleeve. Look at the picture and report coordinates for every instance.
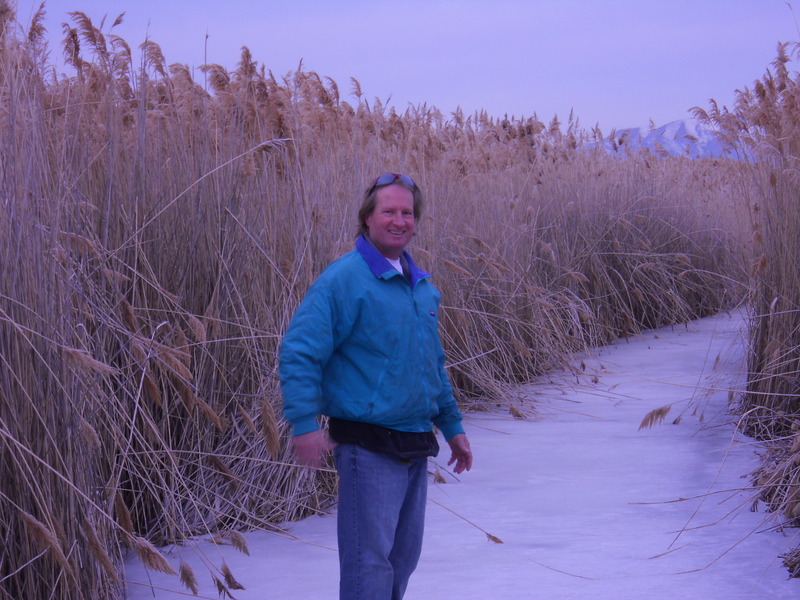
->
[279,279,339,436]
[431,328,465,441]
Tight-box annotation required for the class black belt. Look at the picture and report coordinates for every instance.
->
[328,417,439,459]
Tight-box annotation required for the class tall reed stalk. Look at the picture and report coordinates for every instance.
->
[0,5,751,597]
[696,41,800,575]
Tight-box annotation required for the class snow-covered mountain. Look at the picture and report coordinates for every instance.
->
[600,119,734,158]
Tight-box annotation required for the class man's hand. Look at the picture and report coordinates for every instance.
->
[291,429,336,468]
[447,433,473,474]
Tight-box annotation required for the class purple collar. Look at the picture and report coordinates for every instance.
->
[356,235,430,288]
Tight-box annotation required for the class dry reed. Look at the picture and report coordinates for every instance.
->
[0,4,759,597]
[695,40,800,574]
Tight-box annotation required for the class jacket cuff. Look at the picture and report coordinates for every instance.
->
[292,415,320,436]
[439,420,465,441]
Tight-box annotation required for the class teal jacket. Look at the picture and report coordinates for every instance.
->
[279,235,465,440]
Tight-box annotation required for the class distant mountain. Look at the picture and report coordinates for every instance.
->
[599,119,735,158]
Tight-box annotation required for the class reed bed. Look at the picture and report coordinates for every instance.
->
[695,41,800,575]
[0,5,754,598]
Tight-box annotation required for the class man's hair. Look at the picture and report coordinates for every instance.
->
[357,178,424,236]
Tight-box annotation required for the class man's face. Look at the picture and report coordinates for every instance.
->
[365,184,415,259]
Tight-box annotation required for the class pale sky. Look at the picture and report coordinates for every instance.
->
[12,0,799,131]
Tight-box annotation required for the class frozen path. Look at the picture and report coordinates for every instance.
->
[125,311,800,599]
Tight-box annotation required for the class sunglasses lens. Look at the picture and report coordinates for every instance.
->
[375,173,397,187]
[397,174,415,188]
[374,173,415,189]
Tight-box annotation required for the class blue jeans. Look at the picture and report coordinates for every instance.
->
[334,443,428,600]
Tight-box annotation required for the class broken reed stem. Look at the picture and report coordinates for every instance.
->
[115,138,295,257]
[427,496,504,544]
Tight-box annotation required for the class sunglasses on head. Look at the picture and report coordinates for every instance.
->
[370,172,416,192]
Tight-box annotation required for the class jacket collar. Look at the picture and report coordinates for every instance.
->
[356,234,430,288]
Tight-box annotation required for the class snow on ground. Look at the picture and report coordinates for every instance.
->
[125,310,800,599]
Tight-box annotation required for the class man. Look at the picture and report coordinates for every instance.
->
[279,172,472,600]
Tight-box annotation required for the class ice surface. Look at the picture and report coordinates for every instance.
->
[125,310,800,599]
